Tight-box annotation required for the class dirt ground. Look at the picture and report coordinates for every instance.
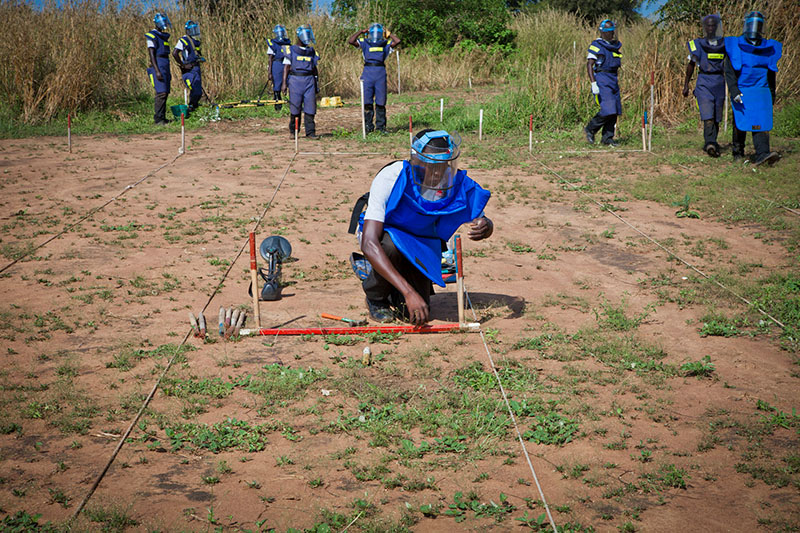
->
[0,101,798,532]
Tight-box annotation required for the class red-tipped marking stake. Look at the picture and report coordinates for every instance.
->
[249,232,261,329]
[409,115,413,146]
[67,113,72,153]
[528,114,533,153]
[455,234,465,326]
[239,323,479,337]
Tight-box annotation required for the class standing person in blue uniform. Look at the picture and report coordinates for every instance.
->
[358,130,494,324]
[267,24,291,111]
[347,23,401,134]
[282,24,320,139]
[584,19,623,146]
[172,20,204,116]
[724,11,782,166]
[682,14,726,157]
[146,13,172,125]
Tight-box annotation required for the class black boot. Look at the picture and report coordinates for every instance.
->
[304,113,319,139]
[274,91,282,111]
[751,131,778,165]
[364,104,374,133]
[376,105,387,133]
[289,114,300,138]
[585,112,605,144]
[154,92,168,124]
[703,119,720,157]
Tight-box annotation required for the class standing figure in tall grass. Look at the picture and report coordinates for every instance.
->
[146,13,173,125]
[584,19,622,146]
[724,11,782,166]
[682,14,726,158]
[173,20,204,116]
[282,24,320,139]
[267,25,292,111]
[347,23,401,134]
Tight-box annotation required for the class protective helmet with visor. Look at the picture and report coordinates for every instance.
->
[702,14,723,43]
[154,13,172,32]
[367,23,384,44]
[743,11,764,42]
[273,24,288,41]
[598,19,616,40]
[296,24,315,45]
[410,130,461,202]
[185,20,200,39]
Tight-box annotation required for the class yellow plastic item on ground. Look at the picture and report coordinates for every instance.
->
[319,96,344,108]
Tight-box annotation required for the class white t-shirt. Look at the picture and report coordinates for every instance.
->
[364,161,404,223]
[174,38,186,51]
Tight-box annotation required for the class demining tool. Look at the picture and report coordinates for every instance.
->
[321,313,368,327]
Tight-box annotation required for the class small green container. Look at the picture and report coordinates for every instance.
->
[170,104,189,119]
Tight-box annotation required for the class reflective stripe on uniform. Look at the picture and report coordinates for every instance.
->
[146,32,155,39]
[185,79,192,89]
[612,52,622,57]
[297,56,311,61]
[708,53,725,59]
[150,73,155,87]
[369,47,383,52]
[689,40,697,52]
[589,45,600,52]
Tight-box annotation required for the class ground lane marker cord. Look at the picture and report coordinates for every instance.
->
[71,153,298,521]
[463,288,559,533]
[0,153,183,275]
[529,154,789,332]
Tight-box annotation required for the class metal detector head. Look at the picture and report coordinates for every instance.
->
[259,235,292,262]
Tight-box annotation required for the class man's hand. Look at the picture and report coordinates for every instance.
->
[591,81,600,95]
[682,84,690,97]
[403,290,429,325]
[155,69,164,82]
[467,217,493,241]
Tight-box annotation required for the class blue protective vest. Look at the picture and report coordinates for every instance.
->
[267,38,291,63]
[725,35,782,131]
[589,39,622,73]
[288,45,318,75]
[381,161,490,287]
[359,37,390,65]
[687,38,725,74]
[147,29,171,63]
[179,36,200,65]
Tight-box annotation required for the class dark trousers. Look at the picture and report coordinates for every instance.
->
[732,119,770,159]
[154,92,168,123]
[273,91,282,111]
[289,113,316,136]
[703,119,720,148]
[586,112,617,143]
[364,104,387,133]
[363,232,431,309]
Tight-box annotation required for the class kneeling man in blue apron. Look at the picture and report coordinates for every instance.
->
[724,11,782,166]
[172,20,205,115]
[358,130,494,324]
[347,23,401,134]
[682,14,726,157]
[282,24,320,139]
[584,19,622,146]
[146,13,172,125]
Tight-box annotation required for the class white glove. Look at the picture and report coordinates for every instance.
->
[733,93,744,104]
[591,81,600,95]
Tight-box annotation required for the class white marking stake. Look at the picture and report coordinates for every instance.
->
[396,50,401,94]
[179,113,185,154]
[479,109,483,141]
[360,78,366,139]
[440,98,444,122]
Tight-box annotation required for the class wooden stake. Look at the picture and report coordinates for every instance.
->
[642,114,647,151]
[723,84,728,132]
[528,114,533,153]
[179,113,185,154]
[648,71,654,151]
[479,109,483,141]
[396,50,401,94]
[455,234,465,326]
[67,113,72,153]
[409,115,413,147]
[360,78,366,139]
[249,232,262,329]
[295,116,299,153]
[440,98,444,122]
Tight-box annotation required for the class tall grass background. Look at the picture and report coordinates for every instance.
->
[0,0,797,129]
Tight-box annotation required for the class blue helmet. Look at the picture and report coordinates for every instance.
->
[599,19,616,33]
[367,22,384,44]
[273,24,288,41]
[296,24,315,45]
[185,20,200,38]
[410,130,462,202]
[743,11,764,41]
[153,13,172,32]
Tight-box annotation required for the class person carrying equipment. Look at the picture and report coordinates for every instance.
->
[356,130,494,324]
[584,19,623,146]
[267,24,291,111]
[282,24,320,139]
[172,20,205,115]
[146,13,172,125]
[682,14,726,157]
[347,23,401,134]
[724,11,782,166]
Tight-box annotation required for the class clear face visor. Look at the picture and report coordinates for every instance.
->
[297,26,315,45]
[743,12,764,40]
[367,23,384,44]
[274,25,288,40]
[186,23,200,39]
[410,131,461,202]
[154,14,171,32]
[702,14,723,41]
[599,19,616,41]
